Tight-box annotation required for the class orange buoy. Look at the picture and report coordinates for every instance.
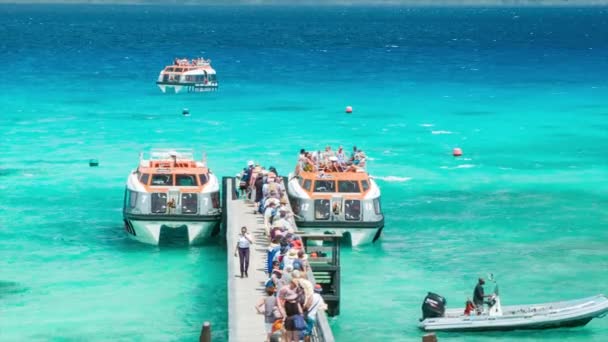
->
[453,148,463,157]
[345,106,353,114]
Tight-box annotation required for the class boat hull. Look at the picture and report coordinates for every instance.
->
[421,317,595,332]
[157,82,218,94]
[419,295,608,332]
[294,220,384,246]
[124,215,221,245]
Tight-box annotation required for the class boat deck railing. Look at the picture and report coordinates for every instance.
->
[147,148,195,160]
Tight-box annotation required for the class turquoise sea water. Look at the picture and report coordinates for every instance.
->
[1,5,607,341]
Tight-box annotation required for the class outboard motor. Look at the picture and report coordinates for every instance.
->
[421,292,447,319]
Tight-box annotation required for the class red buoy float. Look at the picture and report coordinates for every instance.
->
[453,148,463,157]
[345,106,353,114]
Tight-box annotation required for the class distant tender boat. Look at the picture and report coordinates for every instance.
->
[156,58,218,93]
[287,149,384,246]
[123,149,221,245]
[419,292,608,332]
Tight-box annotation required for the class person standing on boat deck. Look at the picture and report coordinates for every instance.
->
[336,146,346,167]
[473,278,491,313]
[349,145,358,163]
[234,226,253,278]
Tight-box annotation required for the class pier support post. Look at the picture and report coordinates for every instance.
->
[422,333,437,342]
[199,321,211,342]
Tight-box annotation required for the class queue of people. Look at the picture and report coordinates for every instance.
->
[298,145,367,173]
[242,162,327,342]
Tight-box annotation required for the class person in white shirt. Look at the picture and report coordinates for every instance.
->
[263,201,278,236]
[234,226,253,278]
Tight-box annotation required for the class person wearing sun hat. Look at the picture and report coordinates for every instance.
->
[273,205,294,233]
[279,196,288,207]
[295,276,313,307]
[283,248,298,270]
[304,284,328,341]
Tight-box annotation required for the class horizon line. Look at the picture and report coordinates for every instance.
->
[2,0,608,6]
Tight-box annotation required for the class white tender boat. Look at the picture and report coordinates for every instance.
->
[156,58,218,93]
[122,149,221,245]
[419,291,608,332]
[286,147,384,246]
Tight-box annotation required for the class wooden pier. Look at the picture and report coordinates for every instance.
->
[223,178,335,342]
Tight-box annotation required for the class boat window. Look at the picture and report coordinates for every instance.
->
[185,75,193,82]
[302,179,312,192]
[199,174,208,186]
[181,193,198,214]
[344,200,361,221]
[176,174,196,186]
[124,189,130,209]
[361,180,369,192]
[290,197,300,215]
[338,180,360,193]
[129,190,138,209]
[373,198,382,215]
[314,180,335,193]
[211,192,220,209]
[176,68,183,72]
[314,199,330,220]
[166,67,174,72]
[151,193,167,213]
[139,173,150,185]
[151,174,173,186]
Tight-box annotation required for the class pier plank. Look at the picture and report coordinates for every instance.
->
[226,181,268,342]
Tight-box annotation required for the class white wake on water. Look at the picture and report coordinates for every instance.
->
[374,176,412,182]
[432,130,453,135]
[440,164,476,169]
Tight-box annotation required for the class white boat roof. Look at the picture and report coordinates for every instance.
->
[183,68,216,75]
